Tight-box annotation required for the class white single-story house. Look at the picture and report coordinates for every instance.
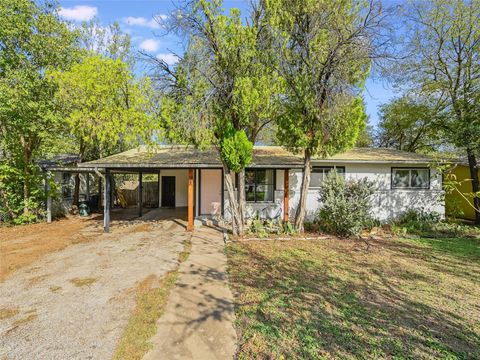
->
[51,145,444,232]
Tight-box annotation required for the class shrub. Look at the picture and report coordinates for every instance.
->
[315,172,376,237]
[393,208,480,238]
[248,216,297,238]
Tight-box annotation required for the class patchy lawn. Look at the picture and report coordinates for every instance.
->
[227,234,480,359]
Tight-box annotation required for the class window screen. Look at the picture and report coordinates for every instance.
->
[392,168,429,189]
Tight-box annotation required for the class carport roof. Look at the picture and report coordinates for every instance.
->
[78,145,444,169]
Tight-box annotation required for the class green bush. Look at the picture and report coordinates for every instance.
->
[394,209,479,238]
[0,162,57,224]
[248,216,297,238]
[315,172,376,237]
[394,208,441,233]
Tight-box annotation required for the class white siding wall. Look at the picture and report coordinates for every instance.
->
[159,169,189,207]
[288,163,444,222]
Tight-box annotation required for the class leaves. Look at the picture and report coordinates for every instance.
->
[50,55,156,160]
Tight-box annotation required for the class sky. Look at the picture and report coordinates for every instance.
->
[57,0,400,127]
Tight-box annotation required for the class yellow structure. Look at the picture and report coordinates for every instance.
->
[445,165,480,220]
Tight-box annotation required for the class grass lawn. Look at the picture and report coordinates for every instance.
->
[227,234,480,359]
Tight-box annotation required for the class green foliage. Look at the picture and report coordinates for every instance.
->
[248,217,297,238]
[316,172,376,237]
[219,125,253,173]
[393,209,480,238]
[50,54,156,160]
[376,96,440,153]
[0,0,78,223]
[265,0,373,158]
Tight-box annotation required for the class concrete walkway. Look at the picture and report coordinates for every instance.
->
[143,227,237,360]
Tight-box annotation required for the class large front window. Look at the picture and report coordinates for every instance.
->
[245,169,274,202]
[391,168,429,189]
[309,166,345,189]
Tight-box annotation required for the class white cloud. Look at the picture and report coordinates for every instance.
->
[156,53,178,65]
[139,39,161,52]
[124,15,167,29]
[58,5,97,22]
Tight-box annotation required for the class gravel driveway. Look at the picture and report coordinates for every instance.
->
[0,219,186,360]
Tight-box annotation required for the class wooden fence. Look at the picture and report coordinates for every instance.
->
[119,181,159,208]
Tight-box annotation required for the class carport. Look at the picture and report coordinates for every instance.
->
[77,146,224,233]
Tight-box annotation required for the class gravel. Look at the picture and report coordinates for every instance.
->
[0,220,186,360]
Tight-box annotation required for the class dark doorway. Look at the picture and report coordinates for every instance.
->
[161,176,176,207]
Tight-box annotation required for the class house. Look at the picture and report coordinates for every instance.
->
[445,164,480,221]
[65,145,445,232]
[38,154,100,219]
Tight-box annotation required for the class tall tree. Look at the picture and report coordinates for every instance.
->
[0,0,78,221]
[50,55,156,206]
[153,0,281,235]
[264,0,387,231]
[78,18,133,64]
[376,95,440,153]
[396,0,480,223]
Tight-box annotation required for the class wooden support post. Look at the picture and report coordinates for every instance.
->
[187,169,194,231]
[138,171,143,217]
[104,169,110,233]
[284,169,289,222]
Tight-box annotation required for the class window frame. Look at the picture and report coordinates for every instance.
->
[309,166,346,189]
[391,167,430,190]
[245,168,276,203]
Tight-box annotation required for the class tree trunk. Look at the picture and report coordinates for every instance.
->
[294,148,312,232]
[467,149,480,225]
[223,164,243,236]
[238,168,246,229]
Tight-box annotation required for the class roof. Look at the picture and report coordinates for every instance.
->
[37,154,80,168]
[78,145,442,169]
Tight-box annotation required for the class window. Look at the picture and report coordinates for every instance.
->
[391,168,429,189]
[245,169,275,202]
[62,173,72,198]
[309,167,345,189]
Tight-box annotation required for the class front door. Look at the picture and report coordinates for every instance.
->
[161,176,175,207]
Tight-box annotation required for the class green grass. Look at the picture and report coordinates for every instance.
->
[227,233,480,359]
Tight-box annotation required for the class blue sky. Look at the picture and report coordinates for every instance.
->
[57,0,399,127]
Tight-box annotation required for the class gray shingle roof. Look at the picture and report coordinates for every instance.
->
[78,145,442,169]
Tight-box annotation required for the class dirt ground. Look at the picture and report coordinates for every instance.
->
[0,212,187,360]
[0,217,94,282]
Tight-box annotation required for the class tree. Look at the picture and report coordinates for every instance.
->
[153,0,282,235]
[78,18,133,64]
[355,122,374,148]
[376,96,440,153]
[264,0,387,231]
[396,0,480,223]
[0,0,78,222]
[50,55,156,206]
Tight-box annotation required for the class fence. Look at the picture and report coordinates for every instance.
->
[119,181,159,208]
